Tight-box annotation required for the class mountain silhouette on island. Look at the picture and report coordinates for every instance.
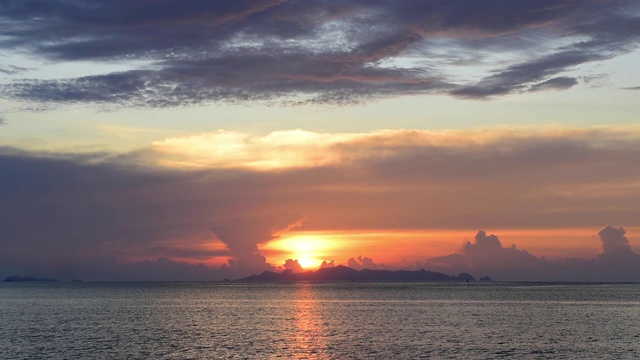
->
[237,265,492,283]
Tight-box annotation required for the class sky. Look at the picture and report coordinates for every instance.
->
[1,0,640,282]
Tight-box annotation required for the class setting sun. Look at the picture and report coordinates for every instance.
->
[297,257,320,269]
[261,235,339,270]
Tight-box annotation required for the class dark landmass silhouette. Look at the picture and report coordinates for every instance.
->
[237,265,488,283]
[3,275,57,282]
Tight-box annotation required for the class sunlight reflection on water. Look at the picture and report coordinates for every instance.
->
[1,282,640,359]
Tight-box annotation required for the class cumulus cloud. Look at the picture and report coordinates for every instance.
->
[282,259,304,273]
[210,216,300,276]
[320,260,336,269]
[429,231,541,279]
[347,256,381,270]
[464,231,504,256]
[0,1,638,106]
[599,225,632,253]
[428,226,640,282]
[596,225,640,265]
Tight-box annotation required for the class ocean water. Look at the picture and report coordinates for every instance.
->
[1,282,639,359]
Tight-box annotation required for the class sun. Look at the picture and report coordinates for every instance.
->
[297,257,320,270]
[260,234,337,270]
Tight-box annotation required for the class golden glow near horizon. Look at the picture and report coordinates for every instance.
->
[260,227,640,270]
[261,230,484,270]
[261,235,340,270]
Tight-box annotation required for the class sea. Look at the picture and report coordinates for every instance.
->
[1,282,639,359]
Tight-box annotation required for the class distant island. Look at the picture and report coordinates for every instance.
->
[237,265,492,283]
[3,275,57,282]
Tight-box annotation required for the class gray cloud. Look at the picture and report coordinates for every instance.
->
[0,148,291,280]
[622,86,640,90]
[529,77,579,92]
[320,260,336,269]
[82,257,229,282]
[428,231,541,279]
[210,216,300,276]
[0,0,638,106]
[428,227,640,282]
[347,256,381,270]
[0,65,29,75]
[596,225,640,266]
[282,259,304,273]
[599,225,632,254]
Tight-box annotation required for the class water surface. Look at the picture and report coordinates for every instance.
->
[1,282,639,359]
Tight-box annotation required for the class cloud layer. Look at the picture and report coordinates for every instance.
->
[1,0,639,106]
[1,127,639,280]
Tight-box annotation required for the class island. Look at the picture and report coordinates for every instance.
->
[237,265,488,283]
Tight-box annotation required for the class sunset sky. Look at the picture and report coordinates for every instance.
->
[1,0,640,281]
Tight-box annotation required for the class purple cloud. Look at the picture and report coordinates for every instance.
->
[428,227,640,282]
[282,259,304,273]
[347,255,381,270]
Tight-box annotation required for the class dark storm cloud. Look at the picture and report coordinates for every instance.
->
[0,0,638,106]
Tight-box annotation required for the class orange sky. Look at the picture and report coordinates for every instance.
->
[260,227,640,270]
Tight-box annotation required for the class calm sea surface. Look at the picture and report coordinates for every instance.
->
[1,282,639,359]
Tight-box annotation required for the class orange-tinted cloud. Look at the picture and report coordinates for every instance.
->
[282,259,304,273]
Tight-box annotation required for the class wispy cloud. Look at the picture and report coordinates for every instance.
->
[145,127,640,172]
[0,1,638,107]
[0,64,29,75]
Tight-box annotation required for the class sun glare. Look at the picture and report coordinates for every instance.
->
[297,257,321,269]
[261,235,338,270]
